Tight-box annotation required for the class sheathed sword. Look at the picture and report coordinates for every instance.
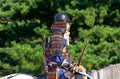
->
[77,42,88,66]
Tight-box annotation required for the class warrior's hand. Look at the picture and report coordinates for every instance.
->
[69,64,86,73]
[60,59,70,67]
[60,60,86,73]
[69,64,78,73]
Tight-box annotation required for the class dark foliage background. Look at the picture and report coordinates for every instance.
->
[0,0,120,76]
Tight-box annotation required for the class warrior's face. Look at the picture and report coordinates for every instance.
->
[66,22,71,33]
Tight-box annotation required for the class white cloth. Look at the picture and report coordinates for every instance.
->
[64,32,70,45]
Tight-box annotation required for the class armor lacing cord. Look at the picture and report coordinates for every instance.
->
[51,21,66,29]
[50,21,66,34]
[47,72,56,76]
[52,32,63,36]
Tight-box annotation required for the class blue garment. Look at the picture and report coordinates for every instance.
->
[50,56,65,63]
[58,68,68,79]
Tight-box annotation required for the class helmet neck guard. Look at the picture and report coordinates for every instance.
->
[50,21,66,34]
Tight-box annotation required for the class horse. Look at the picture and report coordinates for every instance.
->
[0,73,41,79]
[0,72,92,79]
[1,63,120,79]
[90,63,120,79]
[0,71,92,79]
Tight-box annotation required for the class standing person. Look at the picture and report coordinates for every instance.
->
[44,12,87,79]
